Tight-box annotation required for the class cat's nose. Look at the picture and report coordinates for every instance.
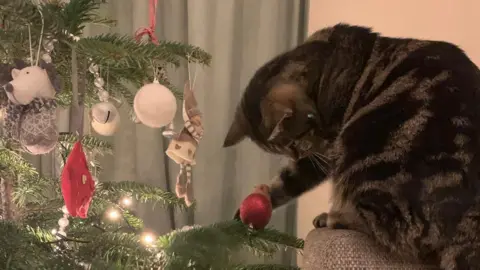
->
[4,83,13,93]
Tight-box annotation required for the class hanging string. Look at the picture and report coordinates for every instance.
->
[35,6,45,66]
[134,0,159,45]
[150,60,159,82]
[186,55,198,90]
[27,25,33,66]
[187,55,197,90]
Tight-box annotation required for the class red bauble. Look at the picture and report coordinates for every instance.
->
[61,141,95,219]
[239,192,272,229]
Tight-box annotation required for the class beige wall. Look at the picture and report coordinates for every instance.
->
[297,0,480,266]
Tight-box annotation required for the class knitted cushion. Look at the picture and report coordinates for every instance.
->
[303,228,439,270]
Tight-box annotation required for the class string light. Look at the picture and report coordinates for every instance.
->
[120,196,132,207]
[106,208,120,220]
[141,232,156,246]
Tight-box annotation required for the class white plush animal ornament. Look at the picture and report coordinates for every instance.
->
[0,59,62,154]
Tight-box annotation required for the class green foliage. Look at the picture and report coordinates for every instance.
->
[0,0,210,107]
[0,1,303,269]
[0,222,81,270]
[158,221,304,270]
[0,148,38,178]
[98,181,192,211]
[59,133,113,154]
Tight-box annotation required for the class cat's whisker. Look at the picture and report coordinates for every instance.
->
[313,153,331,175]
[313,152,330,166]
[310,154,328,175]
[308,156,323,176]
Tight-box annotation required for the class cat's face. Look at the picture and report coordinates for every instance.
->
[223,42,331,160]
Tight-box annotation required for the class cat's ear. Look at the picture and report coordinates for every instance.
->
[223,109,247,147]
[267,111,291,141]
[261,83,303,141]
[260,98,293,141]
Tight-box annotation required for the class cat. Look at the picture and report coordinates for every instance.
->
[223,23,480,269]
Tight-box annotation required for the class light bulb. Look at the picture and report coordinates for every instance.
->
[107,209,120,220]
[141,232,156,246]
[121,197,132,207]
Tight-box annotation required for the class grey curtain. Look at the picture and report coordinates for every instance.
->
[32,0,308,265]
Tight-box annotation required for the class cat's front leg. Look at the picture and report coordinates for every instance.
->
[234,156,328,220]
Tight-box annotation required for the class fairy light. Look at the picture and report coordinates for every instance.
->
[120,196,132,207]
[107,208,120,220]
[141,232,156,246]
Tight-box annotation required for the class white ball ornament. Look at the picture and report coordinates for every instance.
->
[58,217,69,227]
[133,81,177,128]
[90,102,120,136]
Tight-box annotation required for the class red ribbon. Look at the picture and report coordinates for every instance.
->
[134,0,159,44]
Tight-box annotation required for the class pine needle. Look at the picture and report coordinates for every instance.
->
[97,181,191,211]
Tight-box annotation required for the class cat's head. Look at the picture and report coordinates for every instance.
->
[223,41,332,159]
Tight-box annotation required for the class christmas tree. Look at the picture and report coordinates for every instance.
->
[0,1,303,269]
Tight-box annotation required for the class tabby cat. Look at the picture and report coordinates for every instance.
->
[223,24,480,269]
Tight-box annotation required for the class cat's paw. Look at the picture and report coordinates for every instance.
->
[312,213,328,228]
[313,212,350,229]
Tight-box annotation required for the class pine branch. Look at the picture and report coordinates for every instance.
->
[122,211,144,230]
[76,33,211,68]
[0,222,81,269]
[60,0,113,36]
[13,175,59,207]
[157,221,304,269]
[97,181,190,211]
[0,148,38,179]
[58,133,113,154]
[75,232,156,267]
[0,1,63,38]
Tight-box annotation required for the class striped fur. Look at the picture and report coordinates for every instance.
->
[224,24,480,269]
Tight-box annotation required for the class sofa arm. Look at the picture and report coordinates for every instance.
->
[302,228,439,270]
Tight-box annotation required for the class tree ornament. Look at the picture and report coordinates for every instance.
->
[0,58,61,155]
[60,141,95,219]
[90,101,120,136]
[134,80,177,128]
[88,62,121,136]
[165,82,203,206]
[239,184,272,230]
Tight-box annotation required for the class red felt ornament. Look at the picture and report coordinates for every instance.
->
[61,141,95,219]
[239,184,273,229]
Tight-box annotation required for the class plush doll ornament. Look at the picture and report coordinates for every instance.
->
[165,82,204,206]
[90,102,120,136]
[61,141,95,218]
[133,80,177,128]
[239,184,273,230]
[0,59,61,155]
